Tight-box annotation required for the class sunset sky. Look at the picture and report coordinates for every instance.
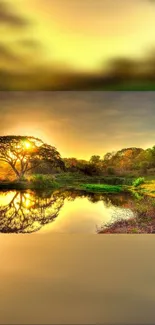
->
[0,91,155,159]
[1,0,155,72]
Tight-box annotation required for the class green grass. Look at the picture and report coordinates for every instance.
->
[132,177,145,187]
[80,184,123,193]
[55,172,135,185]
[0,173,154,194]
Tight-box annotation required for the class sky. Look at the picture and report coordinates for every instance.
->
[0,91,155,159]
[1,0,155,72]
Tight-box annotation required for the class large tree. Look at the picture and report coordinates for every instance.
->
[0,136,64,179]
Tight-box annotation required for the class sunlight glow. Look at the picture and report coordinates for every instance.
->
[24,141,32,150]
[0,192,15,207]
[23,193,32,208]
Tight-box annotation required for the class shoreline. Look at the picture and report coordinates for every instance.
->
[0,180,153,197]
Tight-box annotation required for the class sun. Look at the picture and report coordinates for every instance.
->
[24,141,32,150]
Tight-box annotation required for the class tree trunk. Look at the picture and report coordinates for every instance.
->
[5,161,20,179]
[18,172,25,180]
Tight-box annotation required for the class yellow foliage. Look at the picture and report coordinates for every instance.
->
[140,182,155,198]
[0,162,15,181]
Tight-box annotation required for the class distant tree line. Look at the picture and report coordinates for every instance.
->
[63,146,155,177]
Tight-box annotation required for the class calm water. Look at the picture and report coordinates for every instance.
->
[1,189,155,324]
[0,189,135,234]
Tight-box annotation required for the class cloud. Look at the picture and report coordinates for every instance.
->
[0,91,155,158]
[0,1,28,27]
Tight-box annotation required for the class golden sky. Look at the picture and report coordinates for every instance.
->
[2,0,155,72]
[0,91,155,159]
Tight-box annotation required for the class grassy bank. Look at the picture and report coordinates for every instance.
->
[127,179,155,198]
[79,184,124,193]
[135,182,155,198]
[0,180,126,193]
[99,196,155,234]
[0,174,154,196]
[55,172,135,185]
[0,173,134,191]
[0,175,60,190]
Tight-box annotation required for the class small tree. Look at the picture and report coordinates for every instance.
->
[0,136,64,180]
[90,155,101,164]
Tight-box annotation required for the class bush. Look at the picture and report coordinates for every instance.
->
[132,177,145,187]
[101,177,134,185]
[107,167,115,175]
[29,174,58,189]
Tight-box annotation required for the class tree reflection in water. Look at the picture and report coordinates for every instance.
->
[0,190,65,233]
[62,190,133,208]
[0,189,135,234]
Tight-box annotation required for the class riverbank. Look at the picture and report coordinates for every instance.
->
[0,174,154,197]
[0,181,127,194]
[0,173,132,191]
[98,199,155,234]
[0,176,155,234]
[79,184,125,193]
[98,188,155,234]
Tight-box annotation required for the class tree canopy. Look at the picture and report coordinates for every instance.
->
[0,136,64,179]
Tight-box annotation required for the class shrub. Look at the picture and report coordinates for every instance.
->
[29,174,58,189]
[107,167,115,175]
[132,177,145,187]
[101,177,134,185]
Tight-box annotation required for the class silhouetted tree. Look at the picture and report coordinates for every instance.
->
[0,136,65,179]
[90,155,101,164]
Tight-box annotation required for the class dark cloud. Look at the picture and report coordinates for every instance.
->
[0,1,28,27]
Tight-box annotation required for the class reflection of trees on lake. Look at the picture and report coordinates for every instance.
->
[0,189,136,234]
[86,193,133,208]
[60,189,133,208]
[0,190,65,233]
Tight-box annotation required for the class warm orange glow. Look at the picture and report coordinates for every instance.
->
[8,151,16,159]
[24,141,32,150]
[1,92,155,160]
[0,191,34,209]
[0,191,15,207]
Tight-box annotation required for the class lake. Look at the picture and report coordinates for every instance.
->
[0,189,135,234]
[1,189,155,324]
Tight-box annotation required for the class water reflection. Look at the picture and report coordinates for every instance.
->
[0,189,135,234]
[0,190,65,233]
